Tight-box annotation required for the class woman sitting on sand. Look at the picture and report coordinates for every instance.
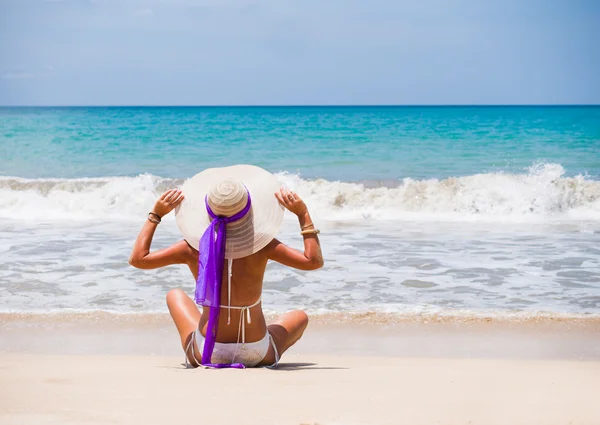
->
[129,165,323,368]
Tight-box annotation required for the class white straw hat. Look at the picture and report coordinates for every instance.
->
[175,165,284,259]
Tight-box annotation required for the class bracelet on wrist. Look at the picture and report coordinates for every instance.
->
[300,228,320,235]
[301,223,314,230]
[148,212,161,224]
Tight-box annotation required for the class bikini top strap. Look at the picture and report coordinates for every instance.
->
[228,259,232,325]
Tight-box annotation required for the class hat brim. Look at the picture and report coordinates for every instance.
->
[175,165,284,259]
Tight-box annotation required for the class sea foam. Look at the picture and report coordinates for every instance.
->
[1,163,598,222]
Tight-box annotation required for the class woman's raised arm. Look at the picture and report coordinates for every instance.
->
[129,189,193,269]
[267,188,324,271]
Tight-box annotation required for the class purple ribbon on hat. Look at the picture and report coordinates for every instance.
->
[195,191,252,369]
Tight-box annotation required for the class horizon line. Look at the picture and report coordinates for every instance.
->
[0,104,599,108]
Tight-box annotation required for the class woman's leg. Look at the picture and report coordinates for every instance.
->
[166,288,201,354]
[259,310,309,366]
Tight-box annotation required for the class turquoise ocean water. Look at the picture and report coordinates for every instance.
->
[1,106,599,316]
[2,106,599,180]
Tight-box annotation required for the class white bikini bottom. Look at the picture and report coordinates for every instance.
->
[186,329,279,368]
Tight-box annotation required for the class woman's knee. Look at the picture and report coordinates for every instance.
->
[300,310,309,327]
[166,288,186,307]
[292,310,309,332]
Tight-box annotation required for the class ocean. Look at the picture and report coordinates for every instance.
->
[1,106,599,317]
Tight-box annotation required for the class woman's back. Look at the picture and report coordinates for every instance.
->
[199,247,271,343]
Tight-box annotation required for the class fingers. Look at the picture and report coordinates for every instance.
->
[285,189,299,203]
[167,190,183,203]
[165,189,180,202]
[160,189,176,200]
[276,187,291,207]
[281,187,294,204]
[274,190,285,205]
[278,188,288,206]
[172,192,185,206]
[157,189,184,216]
[276,187,302,208]
[284,188,294,199]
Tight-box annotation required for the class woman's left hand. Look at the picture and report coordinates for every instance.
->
[152,189,185,218]
[275,187,308,217]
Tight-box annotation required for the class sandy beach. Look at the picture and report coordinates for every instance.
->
[2,354,600,425]
[1,314,599,425]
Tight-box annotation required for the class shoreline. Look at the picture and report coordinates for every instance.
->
[3,310,600,325]
[2,311,599,360]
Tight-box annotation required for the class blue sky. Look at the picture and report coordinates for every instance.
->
[0,0,598,105]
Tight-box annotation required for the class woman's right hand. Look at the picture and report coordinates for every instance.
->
[275,187,308,217]
[152,189,184,218]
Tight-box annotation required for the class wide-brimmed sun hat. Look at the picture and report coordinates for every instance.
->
[175,164,284,259]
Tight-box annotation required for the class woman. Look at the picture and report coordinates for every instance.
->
[129,165,323,368]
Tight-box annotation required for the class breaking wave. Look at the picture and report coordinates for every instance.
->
[1,163,598,222]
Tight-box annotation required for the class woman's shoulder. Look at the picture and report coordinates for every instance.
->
[263,238,284,254]
[176,239,199,263]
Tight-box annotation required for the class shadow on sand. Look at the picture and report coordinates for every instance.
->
[270,362,347,371]
[166,362,348,371]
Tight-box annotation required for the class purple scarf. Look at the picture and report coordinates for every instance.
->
[195,192,252,369]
